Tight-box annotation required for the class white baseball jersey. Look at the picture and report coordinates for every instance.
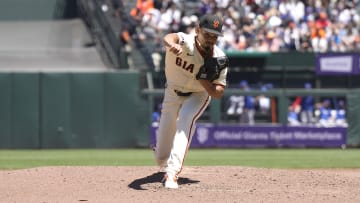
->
[165,32,227,92]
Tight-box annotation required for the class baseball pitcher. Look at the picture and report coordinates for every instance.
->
[154,14,229,189]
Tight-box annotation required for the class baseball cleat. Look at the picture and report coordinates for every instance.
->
[163,173,178,189]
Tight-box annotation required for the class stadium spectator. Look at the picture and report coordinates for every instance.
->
[106,0,360,70]
[239,80,256,125]
[283,20,301,50]
[226,94,245,119]
[335,100,348,127]
[130,0,154,17]
[300,82,315,125]
[140,8,161,40]
[226,80,246,122]
[151,103,162,127]
[288,105,301,126]
[256,84,271,115]
[317,99,335,127]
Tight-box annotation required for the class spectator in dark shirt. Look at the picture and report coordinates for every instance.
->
[300,82,315,125]
[239,80,256,125]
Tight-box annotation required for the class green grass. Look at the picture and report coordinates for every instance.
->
[0,149,359,169]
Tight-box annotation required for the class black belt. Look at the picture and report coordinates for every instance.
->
[174,90,192,97]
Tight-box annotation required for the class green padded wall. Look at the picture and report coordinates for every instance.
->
[346,93,360,146]
[70,73,104,148]
[11,73,40,148]
[41,73,71,148]
[39,72,149,148]
[103,73,134,147]
[103,72,149,147]
[0,71,359,148]
[266,52,315,67]
[0,73,11,148]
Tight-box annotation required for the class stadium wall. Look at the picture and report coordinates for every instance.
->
[1,57,360,148]
[0,72,149,149]
[0,0,77,20]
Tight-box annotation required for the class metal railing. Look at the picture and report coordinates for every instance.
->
[77,0,127,69]
[141,88,360,124]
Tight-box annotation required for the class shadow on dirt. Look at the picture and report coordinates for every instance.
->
[128,172,200,190]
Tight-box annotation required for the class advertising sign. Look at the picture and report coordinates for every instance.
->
[316,53,360,75]
[150,124,346,148]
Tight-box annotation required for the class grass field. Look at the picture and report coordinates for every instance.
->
[0,148,359,169]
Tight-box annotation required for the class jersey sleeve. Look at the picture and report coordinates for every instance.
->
[176,32,194,53]
[213,68,227,86]
[176,32,186,45]
[212,47,228,86]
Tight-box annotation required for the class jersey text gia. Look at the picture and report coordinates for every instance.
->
[175,57,194,73]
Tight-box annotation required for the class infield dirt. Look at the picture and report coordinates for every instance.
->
[1,166,360,203]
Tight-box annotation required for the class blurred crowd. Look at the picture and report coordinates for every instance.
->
[107,0,360,55]
[101,0,354,126]
[226,80,273,125]
[287,83,348,127]
[288,98,348,127]
[225,81,348,127]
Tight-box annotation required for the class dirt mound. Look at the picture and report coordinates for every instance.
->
[1,166,359,203]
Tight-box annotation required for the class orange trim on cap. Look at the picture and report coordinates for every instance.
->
[213,20,220,28]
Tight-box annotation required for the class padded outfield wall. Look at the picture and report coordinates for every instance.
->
[0,72,149,149]
[0,71,359,149]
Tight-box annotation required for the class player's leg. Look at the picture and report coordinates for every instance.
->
[154,88,182,167]
[165,92,210,177]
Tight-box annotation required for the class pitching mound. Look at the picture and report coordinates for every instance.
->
[1,166,360,202]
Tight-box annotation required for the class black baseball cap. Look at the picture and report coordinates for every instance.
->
[199,14,224,36]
